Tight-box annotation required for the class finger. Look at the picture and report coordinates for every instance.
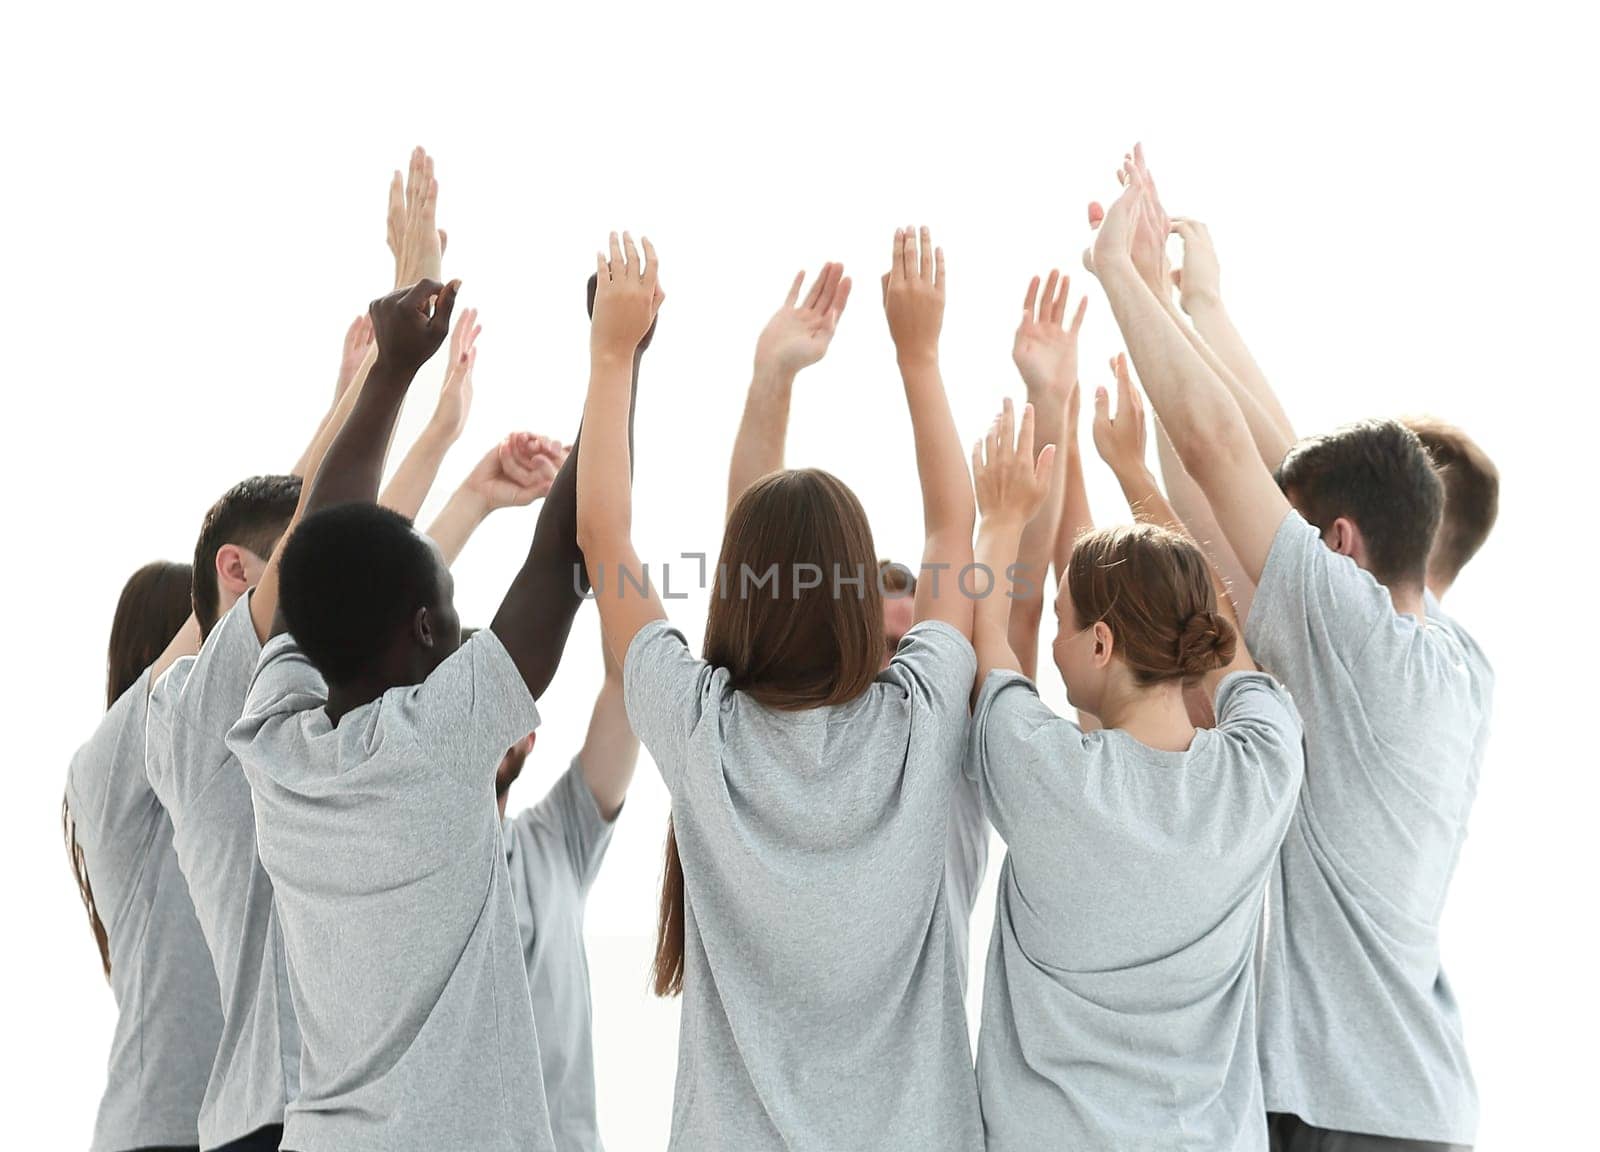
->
[919,227,933,283]
[1094,385,1111,429]
[1018,401,1037,460]
[999,397,1016,458]
[934,247,945,290]
[407,147,424,205]
[1022,275,1040,319]
[623,232,640,279]
[431,279,461,334]
[972,439,986,483]
[902,229,917,280]
[785,270,806,309]
[804,264,831,312]
[596,251,608,284]
[831,276,853,318]
[1069,294,1088,336]
[400,277,445,311]
[1041,270,1060,325]
[890,229,904,281]
[608,232,623,277]
[438,228,448,254]
[1116,353,1135,415]
[387,171,404,235]
[641,236,659,287]
[1171,268,1183,289]
[1033,444,1058,489]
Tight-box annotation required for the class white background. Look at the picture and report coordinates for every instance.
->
[3,2,1595,1147]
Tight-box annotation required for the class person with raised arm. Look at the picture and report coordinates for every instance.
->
[493,622,637,1152]
[1091,154,1493,1152]
[580,229,981,1149]
[226,262,650,1151]
[965,370,1303,1151]
[65,562,225,1152]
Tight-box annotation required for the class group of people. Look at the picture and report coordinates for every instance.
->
[64,143,1498,1152]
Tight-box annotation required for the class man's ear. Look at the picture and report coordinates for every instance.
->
[414,606,436,649]
[1091,621,1115,670]
[1328,516,1365,563]
[215,544,251,599]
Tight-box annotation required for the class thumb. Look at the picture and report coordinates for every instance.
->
[431,279,462,336]
[1033,443,1058,488]
[1094,385,1111,427]
[438,228,449,255]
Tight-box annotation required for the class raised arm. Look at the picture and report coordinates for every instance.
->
[1170,215,1296,450]
[427,433,566,566]
[378,307,479,518]
[146,614,203,693]
[883,227,976,634]
[1091,353,1254,697]
[726,264,851,517]
[251,279,460,641]
[1153,418,1257,625]
[1090,165,1290,585]
[970,400,1056,689]
[1007,271,1087,678]
[573,233,667,669]
[293,314,374,478]
[579,629,639,821]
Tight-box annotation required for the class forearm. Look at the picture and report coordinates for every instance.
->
[1053,442,1092,581]
[901,357,976,544]
[1164,297,1293,469]
[1185,295,1295,452]
[425,485,490,567]
[379,420,458,520]
[727,366,795,517]
[304,360,417,515]
[1154,421,1256,623]
[579,675,638,821]
[1007,392,1066,679]
[973,521,1026,686]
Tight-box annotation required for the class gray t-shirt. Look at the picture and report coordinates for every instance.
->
[145,594,300,1148]
[504,758,618,1152]
[227,629,556,1152]
[67,669,224,1152]
[1247,510,1493,1144]
[944,767,988,993]
[624,617,983,1151]
[967,668,1304,1151]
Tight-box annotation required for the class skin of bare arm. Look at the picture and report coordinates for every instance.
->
[426,434,565,566]
[377,307,480,518]
[574,233,669,669]
[1091,352,1256,703]
[726,264,851,518]
[1007,271,1087,679]
[1089,169,1292,588]
[883,227,977,635]
[578,633,638,820]
[970,400,1057,693]
[145,614,203,694]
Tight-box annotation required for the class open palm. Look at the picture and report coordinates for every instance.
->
[1012,271,1087,401]
[755,263,851,375]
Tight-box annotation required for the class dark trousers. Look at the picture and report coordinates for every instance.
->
[206,1125,283,1152]
[1269,1112,1471,1152]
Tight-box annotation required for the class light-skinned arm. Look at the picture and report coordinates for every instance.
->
[883,226,977,634]
[726,264,851,517]
[1089,164,1291,586]
[1008,271,1087,678]
[574,233,668,669]
[970,400,1056,690]
[579,630,639,820]
[1090,352,1254,698]
[294,314,374,478]
[378,307,480,518]
[427,433,567,566]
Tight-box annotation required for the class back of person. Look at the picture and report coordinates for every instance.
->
[625,616,981,1149]
[68,672,224,1152]
[1248,511,1494,1142]
[230,629,552,1152]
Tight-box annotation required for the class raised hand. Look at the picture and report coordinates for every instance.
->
[1092,352,1148,479]
[883,226,944,365]
[1012,270,1088,402]
[972,398,1056,527]
[1089,173,1144,281]
[389,147,445,288]
[755,263,852,376]
[1123,145,1173,297]
[1169,217,1221,314]
[336,314,374,400]
[369,278,460,378]
[464,432,567,511]
[592,232,663,358]
[432,307,480,441]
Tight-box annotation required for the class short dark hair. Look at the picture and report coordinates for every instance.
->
[1402,415,1499,586]
[278,503,440,685]
[192,475,301,638]
[1274,419,1443,589]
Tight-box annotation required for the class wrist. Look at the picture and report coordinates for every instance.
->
[368,356,422,392]
[449,484,493,523]
[1112,461,1156,493]
[424,409,464,447]
[895,348,939,372]
[591,346,636,372]
[1181,290,1225,318]
[751,359,799,391]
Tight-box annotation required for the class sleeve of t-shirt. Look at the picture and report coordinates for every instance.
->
[397,629,542,786]
[531,757,618,892]
[227,633,330,766]
[1245,508,1396,685]
[1211,670,1307,806]
[967,669,1082,850]
[623,620,718,796]
[880,620,978,718]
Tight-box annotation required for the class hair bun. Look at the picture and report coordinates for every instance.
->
[1178,610,1237,676]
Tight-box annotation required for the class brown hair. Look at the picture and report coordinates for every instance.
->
[1066,524,1236,684]
[652,469,882,997]
[1401,415,1499,586]
[68,560,194,982]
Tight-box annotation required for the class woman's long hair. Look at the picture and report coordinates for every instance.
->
[652,470,882,996]
[66,561,193,980]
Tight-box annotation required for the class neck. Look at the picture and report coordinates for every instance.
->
[1390,581,1428,622]
[324,674,398,726]
[1096,677,1196,754]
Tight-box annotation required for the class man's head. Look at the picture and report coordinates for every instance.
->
[278,503,461,693]
[879,560,916,670]
[1400,415,1499,595]
[192,475,302,639]
[1274,419,1443,592]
